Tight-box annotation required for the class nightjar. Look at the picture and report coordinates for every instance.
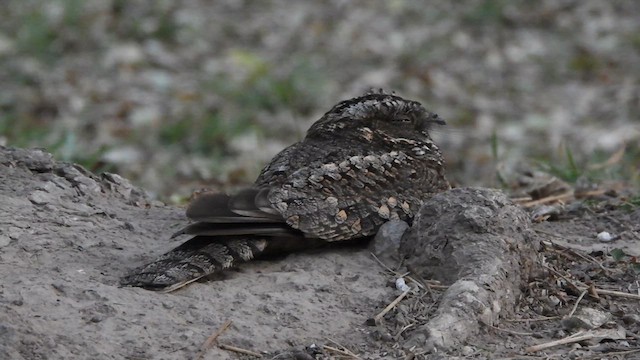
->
[121,90,450,291]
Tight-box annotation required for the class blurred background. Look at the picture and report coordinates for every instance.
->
[1,0,638,202]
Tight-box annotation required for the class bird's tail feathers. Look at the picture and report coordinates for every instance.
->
[120,236,268,292]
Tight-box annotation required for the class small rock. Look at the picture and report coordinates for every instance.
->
[162,302,174,309]
[597,231,614,242]
[28,190,52,205]
[7,226,24,240]
[369,220,409,265]
[622,314,640,325]
[547,295,561,307]
[13,148,54,172]
[461,346,475,356]
[11,299,24,306]
[562,307,611,330]
[531,205,562,221]
[395,277,410,292]
[56,165,101,193]
[0,234,10,247]
[179,330,193,340]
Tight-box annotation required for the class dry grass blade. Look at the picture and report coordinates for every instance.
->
[370,252,398,274]
[517,192,574,208]
[544,263,640,300]
[505,316,559,323]
[325,338,360,359]
[372,289,411,324]
[543,264,584,292]
[218,343,262,358]
[486,324,534,336]
[593,288,640,300]
[537,236,610,274]
[195,319,232,360]
[526,327,627,353]
[525,330,590,352]
[566,290,587,317]
[588,145,625,171]
[322,345,360,359]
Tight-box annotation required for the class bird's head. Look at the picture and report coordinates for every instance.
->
[306,90,445,143]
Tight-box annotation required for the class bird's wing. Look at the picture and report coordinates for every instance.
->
[170,189,300,239]
[267,148,448,241]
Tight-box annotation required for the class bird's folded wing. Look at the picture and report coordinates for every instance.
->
[172,188,299,239]
[173,222,300,238]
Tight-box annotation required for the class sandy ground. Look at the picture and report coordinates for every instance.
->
[0,147,401,359]
[2,147,639,359]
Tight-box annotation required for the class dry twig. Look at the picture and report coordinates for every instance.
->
[218,343,262,358]
[544,263,640,300]
[517,192,574,208]
[537,235,611,275]
[322,345,360,359]
[525,331,591,352]
[486,324,534,336]
[372,289,411,323]
[593,287,640,300]
[325,338,360,359]
[195,320,232,360]
[505,316,559,323]
[370,252,398,274]
[567,290,587,318]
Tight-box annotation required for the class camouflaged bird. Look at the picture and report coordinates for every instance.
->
[121,90,450,291]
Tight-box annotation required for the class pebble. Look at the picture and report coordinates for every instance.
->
[0,234,10,247]
[28,190,52,205]
[395,278,410,292]
[597,231,614,242]
[562,307,611,330]
[369,220,409,265]
[461,346,475,356]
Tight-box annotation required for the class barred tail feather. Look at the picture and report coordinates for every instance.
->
[121,236,268,292]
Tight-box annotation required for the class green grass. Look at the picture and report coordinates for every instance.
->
[15,9,58,61]
[620,195,640,213]
[463,0,508,25]
[211,57,324,114]
[158,112,253,154]
[490,129,508,188]
[610,248,640,274]
[568,49,602,78]
[12,0,86,63]
[0,112,115,172]
[544,145,581,183]
[0,114,51,149]
[535,143,640,186]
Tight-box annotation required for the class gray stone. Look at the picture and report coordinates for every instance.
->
[369,219,409,267]
[400,187,538,353]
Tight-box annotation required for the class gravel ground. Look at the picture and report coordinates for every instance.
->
[1,1,638,198]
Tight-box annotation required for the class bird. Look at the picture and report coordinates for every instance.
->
[121,90,450,291]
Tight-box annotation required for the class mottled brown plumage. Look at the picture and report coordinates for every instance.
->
[121,90,450,291]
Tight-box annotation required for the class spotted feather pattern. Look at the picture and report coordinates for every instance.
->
[121,90,450,290]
